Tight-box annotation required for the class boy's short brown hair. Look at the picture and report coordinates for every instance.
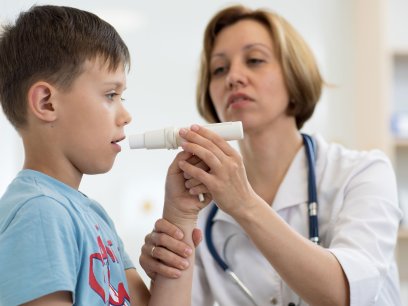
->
[0,5,130,129]
[196,5,323,129]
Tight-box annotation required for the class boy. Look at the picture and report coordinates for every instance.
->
[0,5,204,306]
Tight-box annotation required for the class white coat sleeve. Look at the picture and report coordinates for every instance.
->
[327,151,402,306]
[192,245,215,306]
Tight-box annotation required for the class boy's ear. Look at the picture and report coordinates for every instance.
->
[27,81,58,122]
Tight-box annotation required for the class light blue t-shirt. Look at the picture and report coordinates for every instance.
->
[0,170,134,306]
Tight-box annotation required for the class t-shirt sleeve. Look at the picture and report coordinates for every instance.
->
[88,199,134,270]
[0,196,79,305]
[117,234,134,270]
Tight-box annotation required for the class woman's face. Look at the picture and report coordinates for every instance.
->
[209,19,293,132]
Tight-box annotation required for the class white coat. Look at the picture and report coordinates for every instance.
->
[192,134,403,306]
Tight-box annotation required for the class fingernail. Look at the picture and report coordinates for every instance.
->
[190,124,199,131]
[185,247,192,256]
[176,230,184,239]
[173,270,182,278]
[180,260,189,269]
[179,128,187,136]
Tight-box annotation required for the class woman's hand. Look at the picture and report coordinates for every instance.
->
[139,219,202,280]
[178,125,255,217]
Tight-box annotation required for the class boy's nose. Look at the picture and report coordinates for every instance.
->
[118,105,132,126]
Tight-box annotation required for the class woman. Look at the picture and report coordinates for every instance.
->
[140,5,402,306]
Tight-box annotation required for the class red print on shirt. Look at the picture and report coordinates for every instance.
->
[89,226,130,306]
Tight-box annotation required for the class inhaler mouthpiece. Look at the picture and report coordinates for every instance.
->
[128,121,244,150]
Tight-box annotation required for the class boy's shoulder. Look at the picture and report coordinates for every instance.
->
[0,169,84,232]
[0,169,114,232]
[0,170,81,305]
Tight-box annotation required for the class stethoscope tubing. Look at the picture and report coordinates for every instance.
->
[205,133,319,306]
[303,134,319,244]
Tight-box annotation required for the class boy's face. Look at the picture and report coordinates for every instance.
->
[54,57,131,175]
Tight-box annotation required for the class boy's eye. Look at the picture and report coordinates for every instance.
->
[106,92,124,101]
[106,93,117,100]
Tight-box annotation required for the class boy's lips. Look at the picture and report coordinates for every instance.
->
[111,135,126,144]
[111,136,126,152]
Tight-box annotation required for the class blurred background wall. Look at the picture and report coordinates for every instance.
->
[1,0,408,302]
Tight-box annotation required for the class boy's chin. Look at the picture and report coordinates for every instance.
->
[82,163,114,175]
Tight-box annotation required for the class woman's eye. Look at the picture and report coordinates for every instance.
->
[212,66,226,76]
[247,58,264,65]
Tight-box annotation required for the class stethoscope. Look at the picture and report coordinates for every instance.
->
[205,134,319,306]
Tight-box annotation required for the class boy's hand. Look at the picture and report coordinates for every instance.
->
[139,219,202,280]
[163,151,211,223]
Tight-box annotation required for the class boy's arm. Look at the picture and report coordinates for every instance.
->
[147,150,210,306]
[148,216,197,306]
[126,268,150,306]
[21,291,72,306]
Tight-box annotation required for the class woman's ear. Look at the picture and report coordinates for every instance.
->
[27,81,58,122]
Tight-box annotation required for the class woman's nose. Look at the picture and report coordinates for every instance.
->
[225,65,247,90]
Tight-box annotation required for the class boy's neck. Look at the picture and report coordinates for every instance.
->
[22,131,82,190]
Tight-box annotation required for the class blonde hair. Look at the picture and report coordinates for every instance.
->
[196,5,323,129]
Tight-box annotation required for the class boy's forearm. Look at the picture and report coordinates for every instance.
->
[147,203,197,306]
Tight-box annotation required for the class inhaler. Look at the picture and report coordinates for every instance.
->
[128,121,244,202]
[128,121,244,150]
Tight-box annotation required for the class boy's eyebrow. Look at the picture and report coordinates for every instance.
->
[103,82,126,90]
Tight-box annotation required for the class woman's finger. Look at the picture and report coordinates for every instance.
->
[192,124,238,157]
[183,156,209,180]
[139,250,182,279]
[150,231,193,258]
[185,177,205,188]
[153,218,184,240]
[179,128,225,163]
[179,159,213,190]
[142,242,190,269]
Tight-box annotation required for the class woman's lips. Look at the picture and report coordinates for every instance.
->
[227,93,253,109]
